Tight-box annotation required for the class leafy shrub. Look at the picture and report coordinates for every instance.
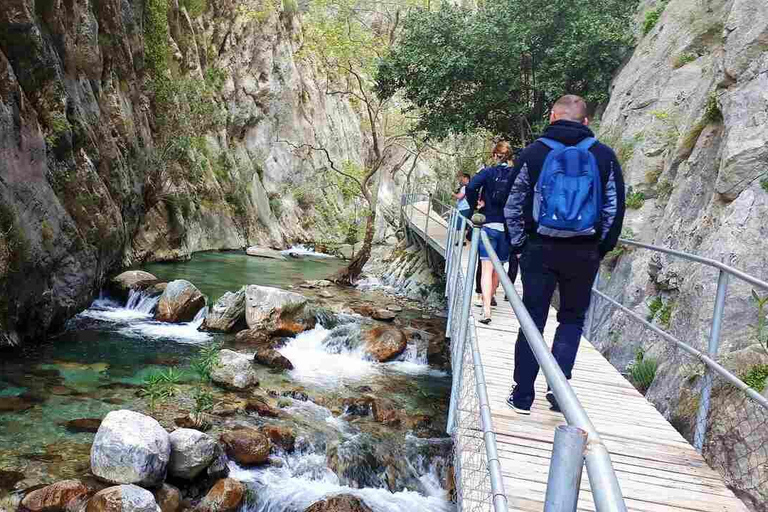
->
[626,189,645,210]
[743,365,768,392]
[643,6,665,35]
[191,343,221,382]
[647,296,663,321]
[658,301,674,328]
[702,93,723,124]
[192,386,215,414]
[672,52,697,69]
[141,371,180,413]
[628,348,658,393]
[761,178,768,193]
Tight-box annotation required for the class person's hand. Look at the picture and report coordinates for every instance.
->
[477,200,485,208]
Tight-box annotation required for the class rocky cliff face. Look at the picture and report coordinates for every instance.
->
[0,0,412,346]
[594,0,768,506]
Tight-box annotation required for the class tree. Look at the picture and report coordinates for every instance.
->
[284,0,427,284]
[376,0,637,144]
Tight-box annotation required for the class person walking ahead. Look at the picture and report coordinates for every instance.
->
[503,95,625,414]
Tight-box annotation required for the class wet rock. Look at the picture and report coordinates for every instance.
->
[195,479,244,512]
[0,469,25,492]
[108,271,159,301]
[85,485,159,512]
[63,418,102,434]
[246,247,287,261]
[0,396,34,412]
[342,397,373,417]
[304,495,373,512]
[19,480,90,512]
[152,484,180,512]
[253,348,293,371]
[245,398,280,418]
[371,399,400,426]
[50,386,77,396]
[155,280,206,323]
[132,280,168,298]
[210,350,259,390]
[220,429,271,466]
[260,425,295,452]
[234,329,272,347]
[168,429,217,480]
[363,326,407,362]
[200,288,246,333]
[206,445,230,480]
[318,290,334,299]
[245,286,312,334]
[90,410,171,487]
[281,390,308,402]
[355,305,396,321]
[300,280,332,289]
[386,305,403,312]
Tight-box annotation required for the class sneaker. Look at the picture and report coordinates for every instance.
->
[546,390,561,413]
[474,294,483,307]
[505,388,531,415]
[491,297,497,307]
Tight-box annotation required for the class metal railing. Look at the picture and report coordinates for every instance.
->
[402,194,629,512]
[587,238,768,503]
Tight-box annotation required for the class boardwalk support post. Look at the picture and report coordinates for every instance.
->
[545,425,587,512]
[694,267,729,452]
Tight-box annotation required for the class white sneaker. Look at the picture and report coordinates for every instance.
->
[474,294,483,307]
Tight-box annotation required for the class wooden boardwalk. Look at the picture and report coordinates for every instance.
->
[403,201,747,512]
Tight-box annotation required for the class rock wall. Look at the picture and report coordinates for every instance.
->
[0,0,416,346]
[593,0,768,506]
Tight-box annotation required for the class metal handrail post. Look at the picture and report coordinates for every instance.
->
[545,425,588,512]
[445,209,456,276]
[586,272,601,341]
[425,193,432,235]
[481,230,627,512]
[447,214,468,337]
[446,224,481,435]
[694,267,729,452]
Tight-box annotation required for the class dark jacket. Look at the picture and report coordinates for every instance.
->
[465,163,517,225]
[504,120,625,258]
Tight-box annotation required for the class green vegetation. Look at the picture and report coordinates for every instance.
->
[40,220,54,246]
[144,0,170,75]
[761,178,768,193]
[743,365,768,392]
[626,189,645,210]
[181,0,207,17]
[377,0,637,142]
[658,301,673,328]
[750,290,768,355]
[277,398,292,408]
[643,4,666,35]
[141,368,182,413]
[628,348,658,394]
[647,296,663,321]
[45,112,72,147]
[645,166,662,185]
[237,0,277,24]
[191,342,221,382]
[702,93,723,124]
[192,386,215,415]
[656,180,674,201]
[283,0,299,16]
[672,52,697,69]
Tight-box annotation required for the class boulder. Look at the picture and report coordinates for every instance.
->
[245,285,311,334]
[132,280,168,298]
[220,429,271,466]
[168,429,217,480]
[152,485,180,512]
[260,426,295,452]
[155,280,206,323]
[355,305,396,321]
[244,398,280,418]
[318,291,334,299]
[299,280,332,289]
[234,329,273,347]
[64,418,102,434]
[195,479,244,512]
[363,326,407,362]
[304,495,373,512]
[90,410,171,487]
[108,271,159,301]
[85,485,160,512]
[210,350,259,390]
[20,480,90,512]
[253,348,293,371]
[200,288,246,333]
[386,305,403,312]
[0,396,34,412]
[246,246,287,261]
[206,445,230,480]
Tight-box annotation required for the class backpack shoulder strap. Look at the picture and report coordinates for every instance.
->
[575,137,597,150]
[538,137,565,151]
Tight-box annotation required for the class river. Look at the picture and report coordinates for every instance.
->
[0,250,454,512]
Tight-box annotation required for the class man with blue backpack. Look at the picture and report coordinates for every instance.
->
[503,95,626,415]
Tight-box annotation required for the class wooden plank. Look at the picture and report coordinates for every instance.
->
[404,205,749,512]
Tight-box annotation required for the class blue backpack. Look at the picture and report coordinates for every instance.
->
[533,137,602,237]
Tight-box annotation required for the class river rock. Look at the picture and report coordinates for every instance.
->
[86,485,159,512]
[245,398,280,418]
[356,305,396,321]
[0,396,34,412]
[152,485,180,512]
[246,247,287,261]
[64,418,102,433]
[206,444,230,480]
[253,348,293,371]
[168,429,217,480]
[200,288,246,333]
[155,280,206,323]
[21,479,90,512]
[245,285,313,335]
[90,410,171,487]
[304,495,373,512]
[260,425,295,452]
[363,326,407,362]
[108,272,159,301]
[210,350,259,390]
[220,428,271,466]
[195,479,244,512]
[234,329,273,346]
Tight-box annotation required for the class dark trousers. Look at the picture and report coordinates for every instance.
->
[476,253,519,294]
[512,239,600,408]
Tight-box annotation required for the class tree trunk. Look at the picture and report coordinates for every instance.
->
[331,176,379,285]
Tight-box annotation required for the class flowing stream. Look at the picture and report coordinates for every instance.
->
[0,251,454,512]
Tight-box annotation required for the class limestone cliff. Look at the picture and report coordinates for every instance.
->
[593,0,768,506]
[0,0,409,346]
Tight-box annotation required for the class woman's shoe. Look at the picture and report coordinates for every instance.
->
[478,311,492,325]
[474,294,483,307]
[491,297,497,307]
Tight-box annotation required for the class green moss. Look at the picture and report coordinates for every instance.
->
[144,0,170,74]
[626,189,645,210]
[702,93,723,124]
[656,180,673,201]
[761,178,768,193]
[743,365,768,392]
[672,52,697,69]
[680,120,706,156]
[643,5,666,35]
[45,112,72,147]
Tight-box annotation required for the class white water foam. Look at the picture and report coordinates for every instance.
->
[280,244,335,259]
[355,276,397,294]
[230,453,454,512]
